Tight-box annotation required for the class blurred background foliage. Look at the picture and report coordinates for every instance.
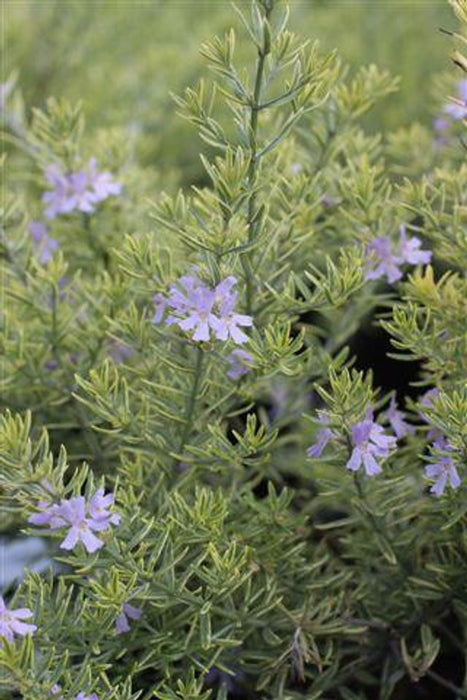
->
[4,0,455,187]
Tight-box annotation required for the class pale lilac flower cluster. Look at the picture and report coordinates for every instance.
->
[153,274,253,344]
[0,596,36,645]
[28,220,59,264]
[425,436,461,496]
[227,349,253,380]
[116,602,142,635]
[28,489,120,554]
[364,224,431,284]
[42,159,121,219]
[307,410,396,476]
[347,417,397,476]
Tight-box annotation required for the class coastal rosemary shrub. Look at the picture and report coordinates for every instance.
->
[1,1,466,699]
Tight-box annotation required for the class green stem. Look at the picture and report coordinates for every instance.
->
[175,345,204,463]
[82,212,109,268]
[353,472,408,575]
[49,282,60,363]
[242,7,272,316]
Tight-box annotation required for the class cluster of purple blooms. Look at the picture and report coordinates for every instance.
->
[28,488,120,554]
[419,388,462,496]
[307,406,399,477]
[42,159,121,220]
[364,224,432,284]
[308,392,463,496]
[425,436,461,497]
[153,274,253,344]
[28,159,121,265]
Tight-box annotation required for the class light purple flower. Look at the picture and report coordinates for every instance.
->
[28,500,65,528]
[115,603,142,635]
[67,171,96,214]
[153,293,168,324]
[398,225,431,266]
[227,349,253,380]
[211,294,253,344]
[75,694,98,700]
[177,286,218,342]
[425,437,461,496]
[443,79,467,121]
[28,220,59,264]
[386,396,415,439]
[0,596,36,644]
[42,165,76,219]
[87,158,122,202]
[364,237,403,284]
[419,388,439,415]
[307,428,334,458]
[55,497,107,552]
[433,117,450,133]
[346,418,397,476]
[88,489,121,526]
[432,117,451,148]
[365,225,431,284]
[307,414,336,458]
[154,274,253,345]
[29,490,120,554]
[50,684,62,696]
[42,160,121,219]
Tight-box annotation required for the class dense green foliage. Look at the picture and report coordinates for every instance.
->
[1,1,466,699]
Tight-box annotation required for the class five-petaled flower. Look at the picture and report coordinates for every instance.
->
[0,596,36,644]
[346,417,397,476]
[116,602,142,635]
[425,437,461,496]
[153,274,253,345]
[398,224,432,266]
[364,236,404,283]
[29,489,120,554]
